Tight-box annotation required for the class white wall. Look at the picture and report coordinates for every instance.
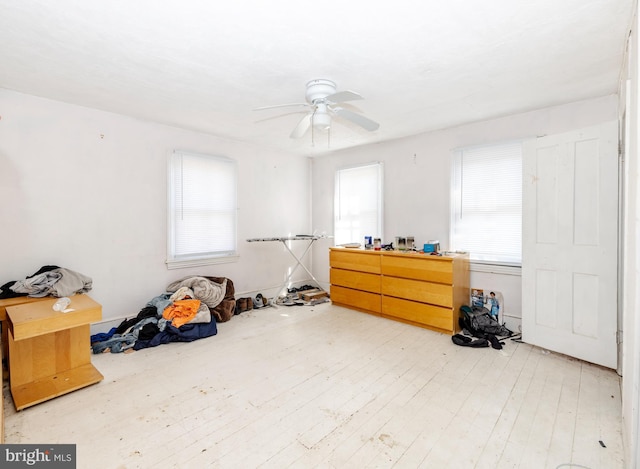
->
[311,95,619,330]
[621,5,640,468]
[0,89,312,327]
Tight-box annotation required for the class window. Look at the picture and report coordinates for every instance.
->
[167,150,238,269]
[451,141,522,265]
[334,162,383,245]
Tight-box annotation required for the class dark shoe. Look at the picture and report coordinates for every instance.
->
[452,334,489,348]
[235,297,246,314]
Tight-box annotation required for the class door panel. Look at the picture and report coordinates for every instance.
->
[522,121,618,369]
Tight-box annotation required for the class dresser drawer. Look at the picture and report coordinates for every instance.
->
[382,276,452,308]
[381,255,453,284]
[330,285,381,313]
[330,249,381,274]
[330,268,381,293]
[382,296,456,332]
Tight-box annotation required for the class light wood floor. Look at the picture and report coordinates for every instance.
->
[3,302,623,468]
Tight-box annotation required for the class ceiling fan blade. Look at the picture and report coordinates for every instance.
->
[332,107,379,131]
[335,102,365,114]
[254,103,310,111]
[326,90,363,103]
[290,114,312,139]
[254,109,310,124]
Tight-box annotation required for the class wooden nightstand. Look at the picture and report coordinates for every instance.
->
[6,294,104,411]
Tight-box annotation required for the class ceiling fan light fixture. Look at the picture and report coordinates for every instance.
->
[312,110,331,131]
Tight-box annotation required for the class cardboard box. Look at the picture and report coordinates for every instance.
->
[299,289,329,302]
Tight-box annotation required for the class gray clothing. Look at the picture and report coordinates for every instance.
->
[10,271,62,297]
[10,267,92,298]
[49,268,93,297]
[146,293,172,316]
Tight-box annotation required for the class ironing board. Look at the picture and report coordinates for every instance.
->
[246,235,325,295]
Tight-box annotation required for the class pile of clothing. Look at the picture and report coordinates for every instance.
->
[91,276,236,353]
[0,265,92,299]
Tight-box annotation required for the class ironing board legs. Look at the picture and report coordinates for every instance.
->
[278,239,321,296]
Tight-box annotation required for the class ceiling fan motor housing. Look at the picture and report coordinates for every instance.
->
[305,79,337,104]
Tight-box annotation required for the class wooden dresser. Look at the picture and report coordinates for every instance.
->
[329,247,469,334]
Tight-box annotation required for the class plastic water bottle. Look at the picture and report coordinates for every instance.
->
[53,297,71,311]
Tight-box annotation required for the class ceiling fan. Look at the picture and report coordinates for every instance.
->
[255,79,380,140]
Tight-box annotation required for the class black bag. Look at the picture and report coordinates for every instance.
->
[451,334,489,348]
[459,305,512,338]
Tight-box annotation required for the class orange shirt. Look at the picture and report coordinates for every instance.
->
[162,299,201,328]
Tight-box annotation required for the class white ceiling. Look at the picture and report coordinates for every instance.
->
[0,0,633,156]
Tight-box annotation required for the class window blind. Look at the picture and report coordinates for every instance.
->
[168,151,237,265]
[334,162,383,245]
[451,142,522,264]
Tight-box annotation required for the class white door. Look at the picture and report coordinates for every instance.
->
[522,121,618,369]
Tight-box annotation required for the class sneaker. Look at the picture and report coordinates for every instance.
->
[281,295,295,306]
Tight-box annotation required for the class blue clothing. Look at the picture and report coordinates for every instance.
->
[146,293,172,316]
[91,334,137,354]
[90,327,117,344]
[133,320,217,350]
[92,317,158,353]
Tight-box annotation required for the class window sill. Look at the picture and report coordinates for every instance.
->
[470,261,521,276]
[166,255,239,270]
